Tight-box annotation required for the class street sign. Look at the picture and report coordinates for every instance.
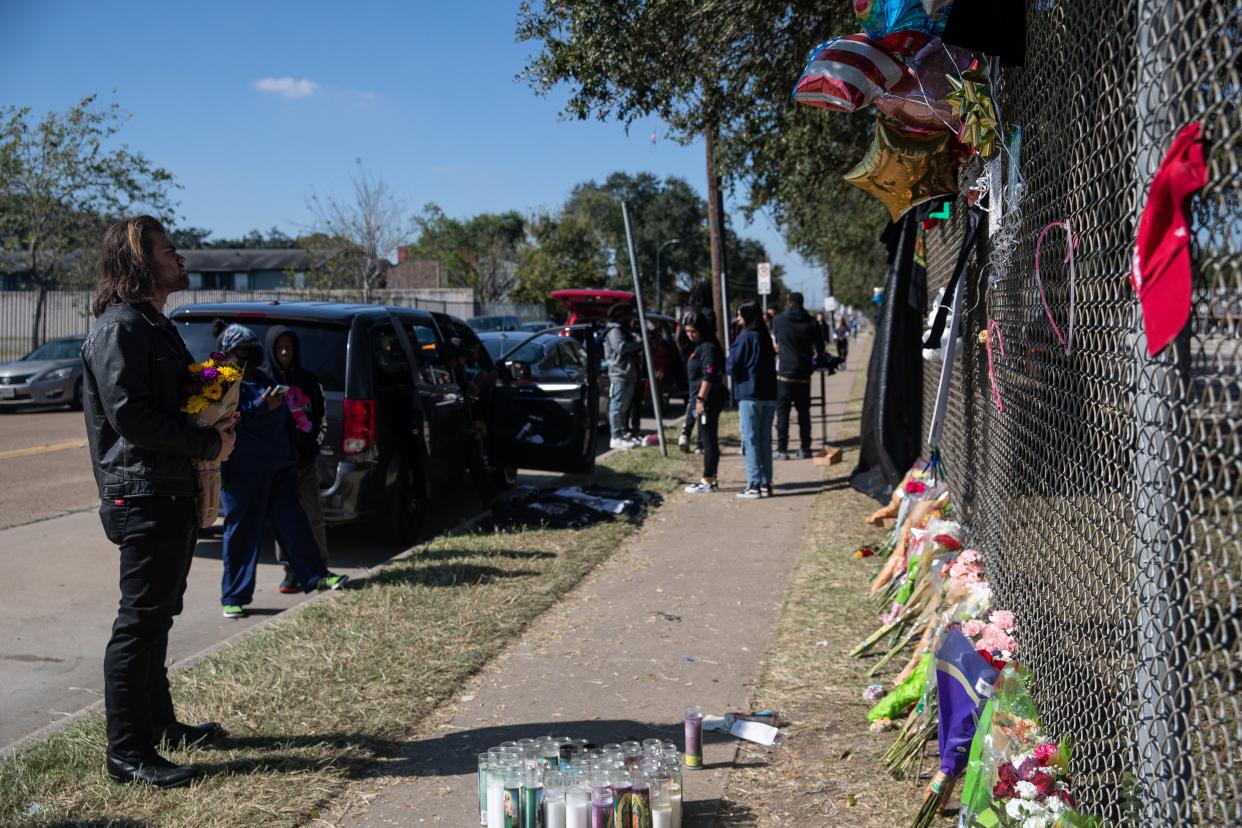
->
[757,262,772,295]
[825,296,839,312]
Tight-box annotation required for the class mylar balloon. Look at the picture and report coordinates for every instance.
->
[793,34,907,112]
[844,119,960,221]
[874,40,976,132]
[855,0,948,40]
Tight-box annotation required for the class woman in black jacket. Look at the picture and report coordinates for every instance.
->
[682,311,728,493]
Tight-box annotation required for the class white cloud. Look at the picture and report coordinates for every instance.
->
[252,77,319,99]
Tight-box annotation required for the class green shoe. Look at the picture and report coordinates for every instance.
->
[222,604,246,619]
[315,573,349,591]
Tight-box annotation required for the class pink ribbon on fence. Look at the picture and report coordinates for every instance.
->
[986,319,1005,413]
[1034,219,1078,356]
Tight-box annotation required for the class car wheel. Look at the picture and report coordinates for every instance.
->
[70,379,83,411]
[489,465,518,492]
[382,458,425,546]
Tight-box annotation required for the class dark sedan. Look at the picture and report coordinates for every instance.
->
[478,331,609,431]
[0,336,87,412]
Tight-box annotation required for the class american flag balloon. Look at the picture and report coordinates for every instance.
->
[793,34,906,113]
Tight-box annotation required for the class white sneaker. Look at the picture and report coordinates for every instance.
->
[684,480,718,494]
[678,435,690,453]
[736,486,763,500]
[610,437,634,450]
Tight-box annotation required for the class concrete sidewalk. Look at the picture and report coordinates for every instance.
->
[342,340,868,827]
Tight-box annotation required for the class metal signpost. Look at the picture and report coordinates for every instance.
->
[757,261,771,312]
[620,201,667,457]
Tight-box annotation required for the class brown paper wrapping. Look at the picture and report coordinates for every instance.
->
[186,380,242,528]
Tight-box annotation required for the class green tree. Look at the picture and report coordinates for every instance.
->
[409,205,529,302]
[0,95,177,348]
[518,2,887,314]
[514,210,609,313]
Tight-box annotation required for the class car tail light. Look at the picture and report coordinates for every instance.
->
[342,398,375,455]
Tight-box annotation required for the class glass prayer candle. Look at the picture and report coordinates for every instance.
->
[683,707,703,769]
[521,767,544,828]
[591,783,614,828]
[621,741,642,770]
[488,769,508,828]
[544,772,567,828]
[566,786,591,828]
[650,774,672,828]
[504,766,524,828]
[479,753,491,826]
[628,771,652,828]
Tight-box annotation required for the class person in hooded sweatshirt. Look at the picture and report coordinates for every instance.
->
[771,292,826,460]
[603,303,643,450]
[266,325,329,593]
[726,301,777,498]
[214,322,346,619]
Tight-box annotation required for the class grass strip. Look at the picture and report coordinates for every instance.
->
[1,418,727,827]
[715,373,944,827]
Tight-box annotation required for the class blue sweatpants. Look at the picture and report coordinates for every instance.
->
[220,463,327,606]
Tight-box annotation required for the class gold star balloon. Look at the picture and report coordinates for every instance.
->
[947,68,999,157]
[844,118,960,221]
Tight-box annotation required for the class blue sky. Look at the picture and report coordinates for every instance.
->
[0,0,825,305]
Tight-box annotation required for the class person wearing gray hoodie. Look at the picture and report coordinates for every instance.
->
[603,303,643,449]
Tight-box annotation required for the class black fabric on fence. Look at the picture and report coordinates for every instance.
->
[851,211,928,502]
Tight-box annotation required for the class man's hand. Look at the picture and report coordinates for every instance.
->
[214,414,239,462]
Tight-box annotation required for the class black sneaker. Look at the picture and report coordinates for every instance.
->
[799,448,815,459]
[278,570,301,594]
[774,450,791,461]
[737,486,762,500]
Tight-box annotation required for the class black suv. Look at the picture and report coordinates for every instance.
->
[172,302,600,543]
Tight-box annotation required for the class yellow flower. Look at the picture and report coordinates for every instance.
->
[188,362,205,375]
[203,383,223,401]
[217,365,241,382]
[181,395,209,414]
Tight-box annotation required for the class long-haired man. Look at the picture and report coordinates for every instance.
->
[82,216,237,787]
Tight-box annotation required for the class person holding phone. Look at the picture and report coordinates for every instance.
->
[213,322,346,619]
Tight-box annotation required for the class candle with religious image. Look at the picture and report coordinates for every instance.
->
[522,766,544,828]
[504,766,524,828]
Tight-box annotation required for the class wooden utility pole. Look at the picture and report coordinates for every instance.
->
[704,126,727,346]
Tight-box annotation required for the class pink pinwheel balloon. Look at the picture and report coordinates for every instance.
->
[874,39,976,132]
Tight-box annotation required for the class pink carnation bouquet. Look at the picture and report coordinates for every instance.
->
[961,609,1018,670]
[991,740,1095,827]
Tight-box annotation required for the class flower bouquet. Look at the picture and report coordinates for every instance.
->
[179,352,243,528]
[990,741,1096,827]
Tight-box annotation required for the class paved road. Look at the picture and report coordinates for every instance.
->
[0,407,95,530]
[0,407,613,751]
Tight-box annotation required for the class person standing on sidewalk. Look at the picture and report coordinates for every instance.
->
[215,323,346,619]
[83,216,237,788]
[771,292,825,460]
[604,303,643,450]
[683,312,727,493]
[835,316,851,368]
[266,326,329,593]
[727,301,777,498]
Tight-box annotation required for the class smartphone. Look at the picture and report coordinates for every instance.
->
[271,384,289,396]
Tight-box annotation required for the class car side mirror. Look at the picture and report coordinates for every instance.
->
[504,360,532,382]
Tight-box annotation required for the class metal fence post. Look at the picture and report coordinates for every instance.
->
[620,201,667,456]
[1131,1,1193,822]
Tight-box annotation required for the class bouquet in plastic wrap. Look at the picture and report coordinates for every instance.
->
[179,352,242,528]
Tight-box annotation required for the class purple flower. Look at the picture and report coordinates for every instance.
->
[210,351,227,362]
[200,366,220,381]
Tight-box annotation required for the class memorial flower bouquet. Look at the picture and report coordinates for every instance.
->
[179,352,243,528]
[962,609,1018,670]
[990,740,1095,827]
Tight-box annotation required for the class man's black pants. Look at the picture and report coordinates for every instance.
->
[776,379,813,454]
[99,495,196,759]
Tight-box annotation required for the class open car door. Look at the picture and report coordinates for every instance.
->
[492,324,599,475]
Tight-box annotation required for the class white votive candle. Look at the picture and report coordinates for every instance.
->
[546,797,567,828]
[653,803,673,828]
[566,789,590,828]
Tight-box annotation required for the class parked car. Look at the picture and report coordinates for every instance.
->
[171,302,599,543]
[478,331,609,432]
[0,336,87,412]
[519,319,561,333]
[550,289,688,409]
[467,314,521,332]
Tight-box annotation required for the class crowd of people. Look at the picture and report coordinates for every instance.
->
[603,284,857,501]
[78,214,858,788]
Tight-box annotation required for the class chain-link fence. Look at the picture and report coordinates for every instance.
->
[918,2,1239,824]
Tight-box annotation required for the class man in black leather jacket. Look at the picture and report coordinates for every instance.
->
[82,216,237,788]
